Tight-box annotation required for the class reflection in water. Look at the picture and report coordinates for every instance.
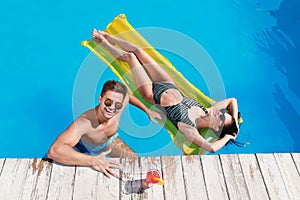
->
[254,0,300,151]
[273,85,300,149]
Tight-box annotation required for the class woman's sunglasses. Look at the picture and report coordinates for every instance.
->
[218,108,227,130]
[104,98,123,110]
[219,108,226,122]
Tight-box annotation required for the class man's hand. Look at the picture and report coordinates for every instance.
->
[147,109,163,124]
[91,149,122,178]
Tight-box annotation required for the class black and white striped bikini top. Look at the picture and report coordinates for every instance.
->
[152,82,208,128]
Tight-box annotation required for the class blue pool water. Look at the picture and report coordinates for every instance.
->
[0,1,299,157]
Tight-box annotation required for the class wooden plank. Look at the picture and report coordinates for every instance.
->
[20,158,53,200]
[140,156,164,200]
[291,153,300,176]
[256,154,289,200]
[274,153,300,200]
[0,159,5,173]
[161,156,186,199]
[201,155,228,200]
[1,154,299,200]
[220,154,250,200]
[181,155,207,200]
[94,157,120,199]
[0,159,30,200]
[120,157,132,199]
[73,166,100,200]
[238,154,269,199]
[120,157,143,199]
[47,162,76,200]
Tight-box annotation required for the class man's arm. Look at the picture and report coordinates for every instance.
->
[47,118,92,165]
[129,94,149,113]
[47,118,121,177]
[128,94,161,123]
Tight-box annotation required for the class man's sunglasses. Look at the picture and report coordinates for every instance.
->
[104,98,123,110]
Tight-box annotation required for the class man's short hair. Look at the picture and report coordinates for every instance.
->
[101,80,127,99]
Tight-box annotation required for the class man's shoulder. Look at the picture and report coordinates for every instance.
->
[72,116,95,136]
[75,108,98,128]
[78,108,96,121]
[75,116,90,124]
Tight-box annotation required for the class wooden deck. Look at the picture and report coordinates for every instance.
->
[0,153,299,200]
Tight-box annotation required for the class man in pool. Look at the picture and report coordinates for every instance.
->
[47,80,160,178]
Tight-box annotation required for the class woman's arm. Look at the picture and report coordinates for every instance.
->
[211,98,239,130]
[178,122,235,153]
[211,98,238,119]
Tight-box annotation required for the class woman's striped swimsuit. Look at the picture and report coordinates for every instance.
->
[152,82,208,128]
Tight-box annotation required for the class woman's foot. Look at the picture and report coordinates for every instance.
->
[97,30,138,52]
[91,29,108,45]
[100,31,117,45]
[91,29,131,62]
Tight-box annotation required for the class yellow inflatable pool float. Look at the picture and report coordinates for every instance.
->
[81,14,241,155]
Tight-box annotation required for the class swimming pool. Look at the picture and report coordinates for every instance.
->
[0,0,299,157]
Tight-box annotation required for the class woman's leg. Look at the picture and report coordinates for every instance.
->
[100,31,174,83]
[92,30,155,104]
